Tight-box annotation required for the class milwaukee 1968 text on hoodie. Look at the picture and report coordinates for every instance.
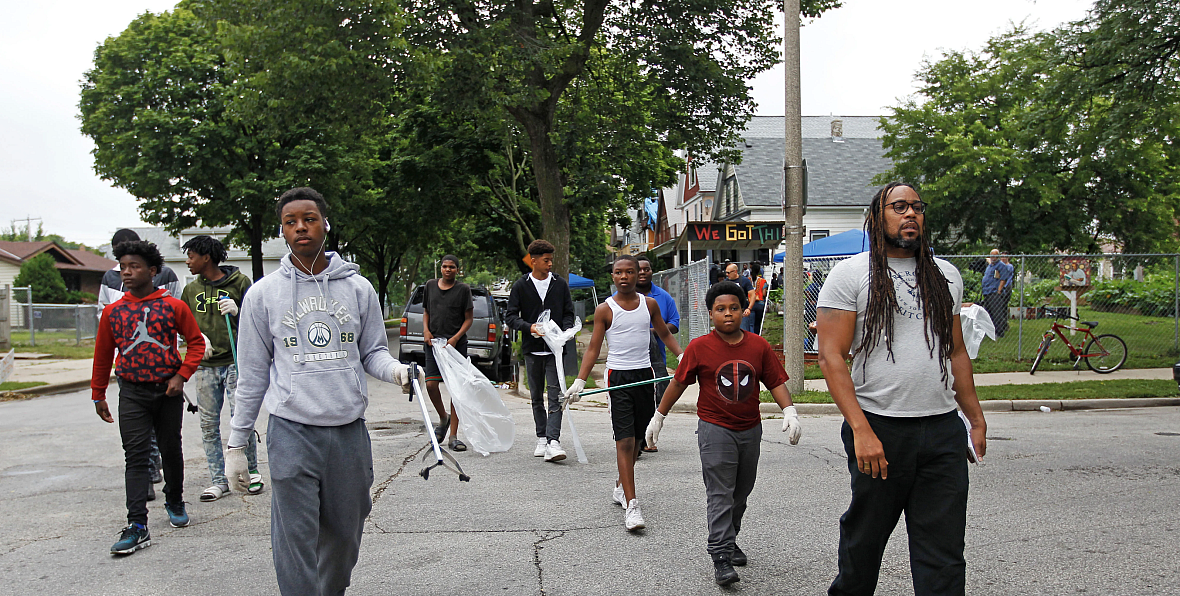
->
[228,252,398,447]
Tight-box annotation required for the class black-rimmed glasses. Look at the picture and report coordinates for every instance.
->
[885,200,927,215]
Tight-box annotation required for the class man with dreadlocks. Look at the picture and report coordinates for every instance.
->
[816,182,988,596]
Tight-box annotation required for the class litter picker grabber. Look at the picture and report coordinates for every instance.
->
[408,362,470,482]
[578,375,674,398]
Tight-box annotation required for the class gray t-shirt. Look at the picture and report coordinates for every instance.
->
[817,252,963,417]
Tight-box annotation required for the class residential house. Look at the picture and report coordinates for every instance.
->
[650,116,892,269]
[101,227,289,286]
[0,241,115,298]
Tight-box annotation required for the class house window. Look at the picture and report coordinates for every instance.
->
[810,230,829,242]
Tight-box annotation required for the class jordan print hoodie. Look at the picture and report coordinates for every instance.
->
[228,252,399,447]
[91,288,206,401]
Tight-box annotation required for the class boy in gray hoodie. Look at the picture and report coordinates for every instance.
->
[226,187,412,596]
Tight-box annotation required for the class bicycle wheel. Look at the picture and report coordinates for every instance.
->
[1030,336,1052,375]
[1085,334,1127,373]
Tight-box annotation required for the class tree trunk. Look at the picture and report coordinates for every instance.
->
[250,216,265,281]
[518,113,570,276]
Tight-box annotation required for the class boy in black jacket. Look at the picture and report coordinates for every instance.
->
[505,239,576,462]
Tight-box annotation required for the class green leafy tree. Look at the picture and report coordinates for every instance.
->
[80,1,405,279]
[877,25,1180,254]
[14,254,69,304]
[404,0,840,274]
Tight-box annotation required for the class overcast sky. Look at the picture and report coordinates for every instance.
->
[0,0,1093,247]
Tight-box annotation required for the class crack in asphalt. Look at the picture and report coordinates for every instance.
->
[370,439,430,508]
[533,529,565,596]
[2,534,64,557]
[367,525,613,535]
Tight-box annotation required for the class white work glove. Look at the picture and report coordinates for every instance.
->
[782,405,801,445]
[645,410,666,448]
[563,378,586,404]
[217,297,239,316]
[225,446,250,492]
[391,361,412,393]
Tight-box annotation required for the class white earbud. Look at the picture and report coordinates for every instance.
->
[324,219,331,232]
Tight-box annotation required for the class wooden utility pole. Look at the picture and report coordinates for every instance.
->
[781,0,805,394]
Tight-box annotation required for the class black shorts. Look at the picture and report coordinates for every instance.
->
[424,337,468,382]
[607,367,656,441]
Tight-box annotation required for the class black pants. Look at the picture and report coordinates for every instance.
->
[118,380,185,525]
[829,410,969,596]
[982,292,1009,337]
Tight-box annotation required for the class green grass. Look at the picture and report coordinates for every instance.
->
[971,307,1179,373]
[0,381,48,391]
[760,379,1179,403]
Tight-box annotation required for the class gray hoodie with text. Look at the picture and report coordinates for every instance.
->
[229,252,397,447]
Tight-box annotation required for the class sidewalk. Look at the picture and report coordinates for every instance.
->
[8,355,1179,414]
[563,358,1180,416]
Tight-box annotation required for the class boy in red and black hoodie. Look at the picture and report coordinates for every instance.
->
[91,240,205,556]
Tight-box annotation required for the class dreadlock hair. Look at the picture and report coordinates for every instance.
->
[180,235,228,265]
[857,182,956,385]
[113,240,164,273]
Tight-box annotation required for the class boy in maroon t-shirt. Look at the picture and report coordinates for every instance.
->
[645,281,802,586]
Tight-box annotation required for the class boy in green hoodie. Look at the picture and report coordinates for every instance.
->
[179,235,263,501]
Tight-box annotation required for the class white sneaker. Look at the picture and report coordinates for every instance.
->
[544,440,567,462]
[625,498,646,531]
[613,483,626,507]
[534,438,548,457]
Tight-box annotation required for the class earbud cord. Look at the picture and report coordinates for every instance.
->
[286,234,328,300]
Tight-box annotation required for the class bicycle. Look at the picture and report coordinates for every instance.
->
[1029,314,1127,374]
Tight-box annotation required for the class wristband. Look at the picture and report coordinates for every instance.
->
[92,399,105,404]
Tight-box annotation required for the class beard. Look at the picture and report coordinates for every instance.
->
[885,227,922,251]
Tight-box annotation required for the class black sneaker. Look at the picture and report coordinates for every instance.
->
[712,553,740,586]
[731,545,748,566]
[146,482,156,502]
[110,524,151,555]
[165,501,189,528]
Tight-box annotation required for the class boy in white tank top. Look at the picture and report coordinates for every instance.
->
[565,255,681,531]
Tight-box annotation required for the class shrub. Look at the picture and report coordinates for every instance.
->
[13,254,68,303]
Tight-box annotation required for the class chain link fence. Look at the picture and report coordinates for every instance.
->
[794,253,1180,373]
[652,258,710,350]
[8,287,101,346]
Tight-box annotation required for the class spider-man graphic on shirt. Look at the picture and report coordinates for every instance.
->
[91,288,205,401]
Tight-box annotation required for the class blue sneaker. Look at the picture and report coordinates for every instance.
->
[165,501,189,528]
[111,524,151,555]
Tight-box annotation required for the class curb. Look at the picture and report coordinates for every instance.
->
[8,376,111,397]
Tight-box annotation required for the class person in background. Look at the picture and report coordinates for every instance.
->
[635,256,680,453]
[981,249,1013,338]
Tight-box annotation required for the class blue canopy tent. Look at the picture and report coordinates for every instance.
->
[567,272,598,306]
[774,229,868,262]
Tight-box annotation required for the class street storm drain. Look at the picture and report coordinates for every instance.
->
[367,418,419,437]
[1155,432,1180,437]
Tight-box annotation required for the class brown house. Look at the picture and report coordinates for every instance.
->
[0,241,115,299]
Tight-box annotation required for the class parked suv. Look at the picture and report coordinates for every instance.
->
[399,285,513,382]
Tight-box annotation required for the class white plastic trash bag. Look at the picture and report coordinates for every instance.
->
[535,309,582,391]
[430,339,515,455]
[959,304,996,360]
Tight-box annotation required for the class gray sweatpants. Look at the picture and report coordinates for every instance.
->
[698,419,762,557]
[268,415,374,596]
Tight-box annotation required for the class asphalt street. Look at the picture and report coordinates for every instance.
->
[1,378,1178,595]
